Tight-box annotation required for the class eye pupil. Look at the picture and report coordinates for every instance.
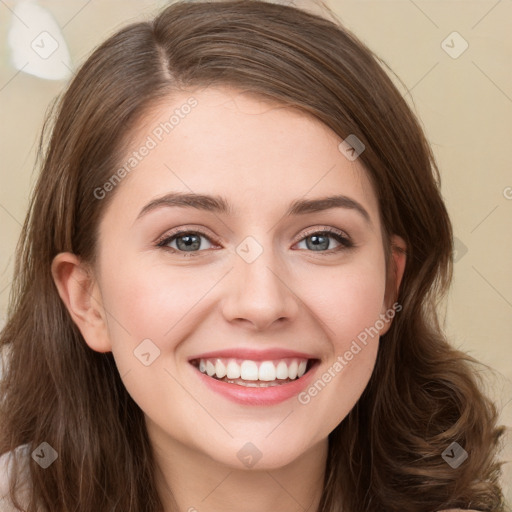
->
[306,234,329,251]
[177,234,201,251]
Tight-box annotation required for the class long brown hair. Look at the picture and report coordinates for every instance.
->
[0,1,507,511]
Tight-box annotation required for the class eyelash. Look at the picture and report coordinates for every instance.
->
[155,226,354,258]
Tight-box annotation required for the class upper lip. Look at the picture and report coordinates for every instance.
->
[188,348,319,362]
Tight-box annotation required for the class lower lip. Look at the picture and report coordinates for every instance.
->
[190,361,320,406]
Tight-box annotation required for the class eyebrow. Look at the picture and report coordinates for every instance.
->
[135,192,372,225]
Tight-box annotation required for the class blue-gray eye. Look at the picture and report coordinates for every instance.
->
[158,231,214,252]
[296,231,351,251]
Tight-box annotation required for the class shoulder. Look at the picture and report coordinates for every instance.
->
[0,444,32,511]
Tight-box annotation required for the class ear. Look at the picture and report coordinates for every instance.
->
[51,252,112,353]
[379,234,407,336]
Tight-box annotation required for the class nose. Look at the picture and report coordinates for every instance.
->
[221,244,300,331]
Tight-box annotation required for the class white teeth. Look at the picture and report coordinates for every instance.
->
[240,360,259,381]
[215,359,227,379]
[276,361,288,379]
[258,361,276,381]
[206,360,215,377]
[226,360,241,379]
[194,357,312,382]
[288,360,298,379]
[225,379,283,387]
[297,360,307,378]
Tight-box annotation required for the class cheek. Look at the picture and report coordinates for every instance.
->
[300,254,387,345]
[96,261,213,414]
[295,259,386,433]
[100,259,213,344]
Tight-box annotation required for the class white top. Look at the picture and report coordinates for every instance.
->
[0,444,32,512]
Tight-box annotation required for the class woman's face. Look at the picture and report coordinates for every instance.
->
[58,86,405,470]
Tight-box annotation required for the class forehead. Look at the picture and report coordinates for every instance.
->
[103,86,380,226]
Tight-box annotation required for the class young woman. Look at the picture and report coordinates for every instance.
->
[0,1,507,511]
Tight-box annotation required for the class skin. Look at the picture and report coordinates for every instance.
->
[52,86,406,512]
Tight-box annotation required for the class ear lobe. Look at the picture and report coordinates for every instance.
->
[379,235,407,336]
[51,252,112,353]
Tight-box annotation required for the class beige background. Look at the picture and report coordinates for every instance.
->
[0,0,510,503]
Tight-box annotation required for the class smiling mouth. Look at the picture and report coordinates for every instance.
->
[189,358,319,387]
